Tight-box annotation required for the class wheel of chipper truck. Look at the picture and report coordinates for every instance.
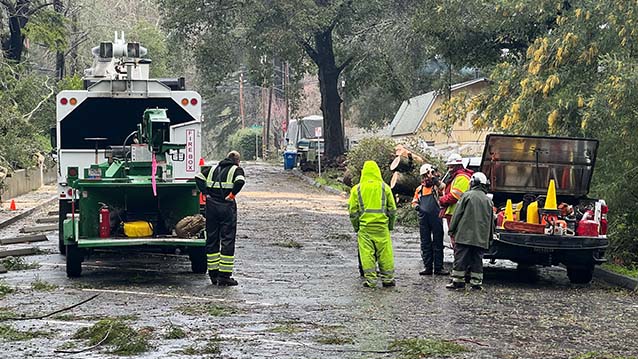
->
[189,246,207,274]
[66,244,83,278]
[58,200,72,256]
[566,264,595,284]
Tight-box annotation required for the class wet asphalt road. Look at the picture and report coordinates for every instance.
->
[0,162,637,358]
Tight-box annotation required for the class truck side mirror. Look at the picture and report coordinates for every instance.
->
[50,127,57,149]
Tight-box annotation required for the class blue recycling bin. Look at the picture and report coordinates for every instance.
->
[283,151,297,170]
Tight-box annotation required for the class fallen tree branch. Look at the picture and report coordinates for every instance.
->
[4,294,100,321]
[22,77,55,122]
[54,322,113,354]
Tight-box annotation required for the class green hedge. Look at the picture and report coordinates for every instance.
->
[346,137,396,184]
[229,128,262,160]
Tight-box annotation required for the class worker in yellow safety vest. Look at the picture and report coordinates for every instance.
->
[195,151,246,286]
[439,153,473,249]
[348,161,397,288]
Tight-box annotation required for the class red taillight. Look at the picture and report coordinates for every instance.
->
[67,189,73,197]
[601,205,608,214]
[68,167,78,177]
[600,218,608,235]
[60,98,68,105]
[190,98,198,105]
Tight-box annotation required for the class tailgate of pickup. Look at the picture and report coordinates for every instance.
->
[496,232,608,250]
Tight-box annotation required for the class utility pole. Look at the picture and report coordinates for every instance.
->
[239,72,245,128]
[284,62,290,132]
[54,0,65,79]
[265,86,273,159]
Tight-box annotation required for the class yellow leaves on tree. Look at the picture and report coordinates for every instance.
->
[577,96,585,108]
[547,110,559,133]
[527,38,549,75]
[543,75,560,96]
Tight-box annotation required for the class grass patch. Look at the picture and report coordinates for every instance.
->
[0,282,14,298]
[0,309,17,321]
[575,352,637,359]
[31,278,57,291]
[315,171,350,193]
[316,335,355,345]
[602,263,638,278]
[274,239,303,249]
[179,303,240,317]
[268,321,305,334]
[178,339,221,355]
[389,338,468,358]
[165,324,186,339]
[396,205,419,228]
[72,318,152,355]
[1,257,39,271]
[0,324,51,341]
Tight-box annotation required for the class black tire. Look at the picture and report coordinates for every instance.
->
[189,246,207,274]
[58,200,71,255]
[66,244,83,278]
[566,265,594,284]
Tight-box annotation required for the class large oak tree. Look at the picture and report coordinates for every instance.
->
[159,0,398,161]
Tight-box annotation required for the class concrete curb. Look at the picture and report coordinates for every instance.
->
[594,267,638,291]
[289,168,348,197]
[0,196,57,231]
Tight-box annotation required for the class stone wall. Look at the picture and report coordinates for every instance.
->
[1,166,56,200]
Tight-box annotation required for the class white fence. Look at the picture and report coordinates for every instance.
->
[1,165,56,200]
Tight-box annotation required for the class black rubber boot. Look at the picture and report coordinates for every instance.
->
[382,280,396,287]
[209,270,219,285]
[217,276,238,286]
[446,281,465,290]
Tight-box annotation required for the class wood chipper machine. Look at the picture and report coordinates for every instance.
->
[61,108,206,277]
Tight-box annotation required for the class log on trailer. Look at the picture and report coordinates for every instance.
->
[390,171,420,196]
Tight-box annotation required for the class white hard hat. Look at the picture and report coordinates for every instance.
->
[470,172,489,186]
[419,164,433,175]
[445,153,464,166]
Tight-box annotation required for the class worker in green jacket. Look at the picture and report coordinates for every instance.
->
[348,161,397,288]
[446,172,494,291]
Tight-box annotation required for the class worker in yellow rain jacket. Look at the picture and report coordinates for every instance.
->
[348,161,397,288]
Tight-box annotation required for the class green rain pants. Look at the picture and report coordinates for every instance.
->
[358,226,394,287]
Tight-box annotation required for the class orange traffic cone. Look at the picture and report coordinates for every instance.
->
[9,199,16,211]
[199,157,205,166]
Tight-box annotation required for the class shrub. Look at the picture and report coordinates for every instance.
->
[229,127,262,161]
[346,137,396,184]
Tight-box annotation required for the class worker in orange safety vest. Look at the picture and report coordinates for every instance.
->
[439,153,473,249]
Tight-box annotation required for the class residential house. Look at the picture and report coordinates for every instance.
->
[388,78,490,151]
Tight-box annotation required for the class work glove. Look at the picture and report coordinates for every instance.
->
[388,217,395,231]
[225,193,236,201]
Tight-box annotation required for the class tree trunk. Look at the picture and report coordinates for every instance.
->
[314,29,345,162]
[54,0,65,79]
[6,14,25,62]
[390,155,416,173]
[390,172,420,196]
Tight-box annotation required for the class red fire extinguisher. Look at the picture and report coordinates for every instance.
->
[99,204,110,238]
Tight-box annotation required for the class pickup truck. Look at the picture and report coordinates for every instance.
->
[480,134,608,284]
